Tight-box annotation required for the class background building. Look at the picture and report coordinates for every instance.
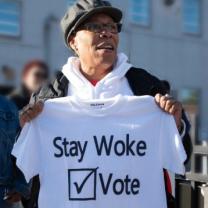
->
[0,0,207,177]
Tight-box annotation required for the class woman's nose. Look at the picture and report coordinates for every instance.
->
[99,30,112,38]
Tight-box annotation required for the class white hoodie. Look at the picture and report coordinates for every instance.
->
[62,53,133,100]
[62,54,186,138]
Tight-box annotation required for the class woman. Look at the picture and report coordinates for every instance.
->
[19,0,191,207]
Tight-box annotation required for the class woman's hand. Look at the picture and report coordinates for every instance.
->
[19,101,44,127]
[155,94,183,131]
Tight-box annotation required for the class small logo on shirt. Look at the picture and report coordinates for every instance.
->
[90,103,105,109]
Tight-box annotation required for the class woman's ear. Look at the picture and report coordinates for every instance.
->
[68,35,78,54]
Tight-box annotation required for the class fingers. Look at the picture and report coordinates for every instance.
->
[164,99,177,113]
[155,94,178,114]
[19,101,44,127]
[155,93,183,129]
[154,93,162,104]
[169,102,181,114]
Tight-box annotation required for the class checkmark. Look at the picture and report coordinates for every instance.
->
[73,170,95,194]
[68,167,98,201]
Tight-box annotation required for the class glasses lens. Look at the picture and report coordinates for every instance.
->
[90,23,102,33]
[106,23,118,33]
[80,23,122,34]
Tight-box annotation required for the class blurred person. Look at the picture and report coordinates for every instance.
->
[9,60,49,111]
[8,60,49,208]
[17,0,192,207]
[0,95,30,208]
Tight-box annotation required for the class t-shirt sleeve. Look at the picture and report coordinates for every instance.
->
[12,120,41,182]
[159,113,187,175]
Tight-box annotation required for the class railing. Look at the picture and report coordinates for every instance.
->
[176,141,208,208]
[174,102,208,207]
[186,145,208,183]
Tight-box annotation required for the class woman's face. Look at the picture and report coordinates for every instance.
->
[69,13,119,72]
[23,66,48,93]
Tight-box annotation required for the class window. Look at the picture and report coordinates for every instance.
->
[129,0,150,26]
[0,0,21,37]
[182,0,201,34]
[67,0,75,7]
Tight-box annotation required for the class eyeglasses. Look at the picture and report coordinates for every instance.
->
[34,72,48,79]
[75,22,122,34]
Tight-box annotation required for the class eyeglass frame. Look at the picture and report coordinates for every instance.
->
[71,22,122,35]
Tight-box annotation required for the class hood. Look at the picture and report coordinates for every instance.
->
[62,53,132,99]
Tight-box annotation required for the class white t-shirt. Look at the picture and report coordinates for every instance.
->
[12,95,186,208]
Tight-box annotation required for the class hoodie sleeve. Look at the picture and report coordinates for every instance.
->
[29,71,68,105]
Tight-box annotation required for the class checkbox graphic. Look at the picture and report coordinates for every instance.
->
[68,167,98,201]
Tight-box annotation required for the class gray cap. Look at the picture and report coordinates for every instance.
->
[60,0,123,47]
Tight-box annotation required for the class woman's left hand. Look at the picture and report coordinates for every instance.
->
[155,93,183,131]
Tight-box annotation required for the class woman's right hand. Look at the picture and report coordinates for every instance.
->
[19,101,44,127]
